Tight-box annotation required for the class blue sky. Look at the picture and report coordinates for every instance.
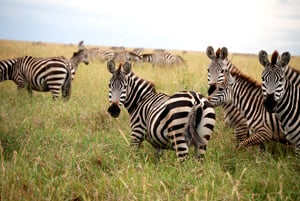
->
[0,0,300,55]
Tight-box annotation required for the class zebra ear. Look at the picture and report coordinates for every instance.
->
[78,40,84,50]
[206,46,215,59]
[122,61,131,75]
[280,52,291,67]
[258,50,270,67]
[220,47,228,60]
[107,60,116,74]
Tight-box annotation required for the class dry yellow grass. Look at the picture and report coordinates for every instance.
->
[0,39,299,200]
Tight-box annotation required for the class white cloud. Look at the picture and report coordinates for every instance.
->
[0,0,299,54]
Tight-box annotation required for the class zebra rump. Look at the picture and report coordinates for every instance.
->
[185,100,215,157]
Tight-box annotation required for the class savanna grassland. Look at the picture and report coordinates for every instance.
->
[0,40,299,201]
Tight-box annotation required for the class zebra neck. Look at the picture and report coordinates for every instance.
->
[69,57,80,71]
[231,75,263,111]
[124,73,156,114]
[225,59,241,74]
[284,65,300,86]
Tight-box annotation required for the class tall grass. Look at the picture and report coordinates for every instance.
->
[0,40,299,200]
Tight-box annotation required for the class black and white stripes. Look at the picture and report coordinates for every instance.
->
[259,50,300,155]
[0,56,72,99]
[107,60,215,161]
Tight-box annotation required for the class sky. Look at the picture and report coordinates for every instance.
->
[0,0,300,55]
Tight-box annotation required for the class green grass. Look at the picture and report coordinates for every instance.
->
[0,40,299,200]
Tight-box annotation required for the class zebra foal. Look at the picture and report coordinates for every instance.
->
[107,60,216,161]
[206,46,250,146]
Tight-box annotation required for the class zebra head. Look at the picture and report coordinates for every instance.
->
[107,60,131,118]
[259,50,290,113]
[77,40,89,65]
[206,46,228,96]
[208,69,234,107]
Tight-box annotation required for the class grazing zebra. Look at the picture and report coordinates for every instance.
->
[98,50,116,63]
[208,67,288,149]
[142,52,186,67]
[107,60,216,161]
[0,56,72,99]
[259,50,300,155]
[206,46,251,145]
[67,40,89,80]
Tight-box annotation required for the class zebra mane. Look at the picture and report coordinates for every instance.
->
[271,51,279,65]
[130,71,156,93]
[216,48,221,58]
[72,49,84,57]
[230,67,261,88]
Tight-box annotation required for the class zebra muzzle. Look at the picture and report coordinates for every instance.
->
[263,94,277,113]
[108,102,121,118]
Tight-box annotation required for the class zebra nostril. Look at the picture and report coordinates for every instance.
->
[108,102,121,118]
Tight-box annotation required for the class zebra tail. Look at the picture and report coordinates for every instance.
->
[62,64,72,99]
[185,101,216,156]
[185,103,204,146]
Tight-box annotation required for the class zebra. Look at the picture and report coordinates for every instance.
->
[98,49,116,63]
[142,52,186,67]
[67,40,89,80]
[107,60,216,161]
[208,66,288,150]
[0,56,72,99]
[206,46,251,146]
[259,50,300,155]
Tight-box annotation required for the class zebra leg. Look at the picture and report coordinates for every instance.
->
[237,128,272,150]
[25,83,33,96]
[129,130,144,149]
[223,105,249,147]
[168,131,189,162]
[296,142,300,158]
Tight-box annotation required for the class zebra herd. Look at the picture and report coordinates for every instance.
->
[0,43,299,160]
[87,47,187,67]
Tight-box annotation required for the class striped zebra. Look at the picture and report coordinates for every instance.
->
[99,50,116,63]
[107,60,216,161]
[142,52,186,67]
[206,46,251,146]
[259,50,300,155]
[0,56,72,99]
[208,67,288,150]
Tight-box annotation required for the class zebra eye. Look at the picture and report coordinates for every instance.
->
[221,69,225,73]
[219,87,224,92]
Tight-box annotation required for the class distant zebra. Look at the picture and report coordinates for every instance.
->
[67,40,89,80]
[107,60,216,161]
[142,52,186,67]
[208,67,288,149]
[259,50,300,155]
[0,56,72,99]
[206,46,251,145]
